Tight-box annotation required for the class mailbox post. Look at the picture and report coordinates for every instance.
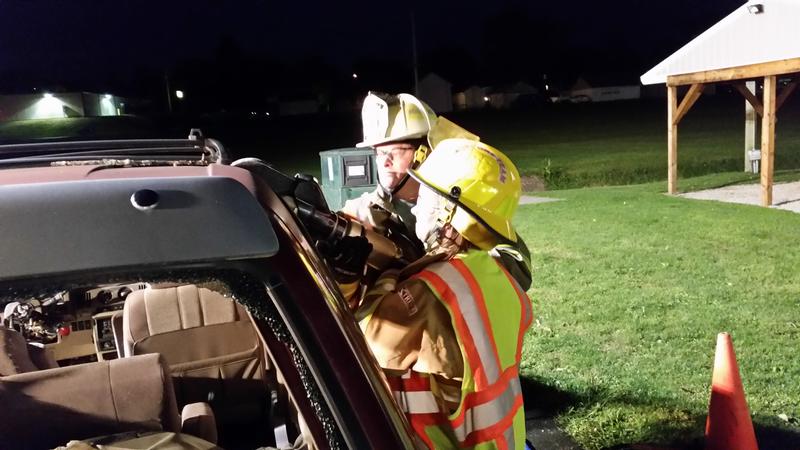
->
[319,147,378,210]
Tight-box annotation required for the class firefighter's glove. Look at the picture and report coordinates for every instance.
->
[318,236,373,284]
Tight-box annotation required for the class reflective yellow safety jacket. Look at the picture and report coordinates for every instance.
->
[378,250,533,449]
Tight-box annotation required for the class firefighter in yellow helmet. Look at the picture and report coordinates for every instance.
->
[342,92,437,238]
[355,138,533,449]
[340,92,533,291]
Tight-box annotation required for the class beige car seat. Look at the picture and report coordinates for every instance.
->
[0,350,219,448]
[122,285,267,428]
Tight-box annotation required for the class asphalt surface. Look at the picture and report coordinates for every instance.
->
[526,416,582,450]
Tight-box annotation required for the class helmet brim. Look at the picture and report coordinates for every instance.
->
[356,130,429,148]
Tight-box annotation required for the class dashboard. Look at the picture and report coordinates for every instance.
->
[2,283,148,365]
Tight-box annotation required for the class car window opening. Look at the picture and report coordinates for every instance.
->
[0,270,338,450]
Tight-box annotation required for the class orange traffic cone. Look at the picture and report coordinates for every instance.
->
[705,332,759,450]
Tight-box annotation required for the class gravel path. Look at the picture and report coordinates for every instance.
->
[679,181,800,212]
[520,195,563,205]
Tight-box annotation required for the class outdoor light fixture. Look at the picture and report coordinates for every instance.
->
[483,96,489,102]
[352,73,358,79]
[35,93,66,119]
[175,90,184,99]
[747,3,763,14]
[104,94,112,99]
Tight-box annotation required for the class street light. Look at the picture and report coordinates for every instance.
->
[352,73,358,79]
[175,90,184,99]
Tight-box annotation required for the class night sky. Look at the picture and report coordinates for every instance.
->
[0,0,743,95]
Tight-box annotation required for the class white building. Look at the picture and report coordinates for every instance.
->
[0,92,124,121]
[487,82,539,109]
[418,73,453,113]
[454,86,488,110]
[569,77,640,102]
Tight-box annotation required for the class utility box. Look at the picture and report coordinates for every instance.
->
[319,147,377,211]
[748,149,761,174]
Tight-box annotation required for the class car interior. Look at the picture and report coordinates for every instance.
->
[0,278,319,450]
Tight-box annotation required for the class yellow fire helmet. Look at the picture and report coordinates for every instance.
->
[357,92,437,148]
[408,138,521,249]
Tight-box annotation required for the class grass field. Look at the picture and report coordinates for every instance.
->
[4,96,800,190]
[3,98,800,448]
[516,179,800,449]
[456,97,800,189]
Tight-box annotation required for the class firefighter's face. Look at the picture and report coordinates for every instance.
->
[374,143,416,190]
[412,184,448,245]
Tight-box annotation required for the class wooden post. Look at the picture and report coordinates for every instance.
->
[667,85,678,194]
[761,75,777,206]
[744,81,757,172]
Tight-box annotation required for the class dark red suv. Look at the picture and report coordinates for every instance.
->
[0,135,418,449]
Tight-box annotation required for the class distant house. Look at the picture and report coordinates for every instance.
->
[569,77,640,102]
[487,82,539,109]
[0,92,125,121]
[418,73,453,113]
[454,85,488,110]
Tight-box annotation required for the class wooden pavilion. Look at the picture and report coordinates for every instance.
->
[641,0,799,206]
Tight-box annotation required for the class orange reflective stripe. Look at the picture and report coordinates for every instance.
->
[413,269,489,388]
[400,371,432,391]
[451,259,502,379]
[459,394,523,447]
[450,375,522,443]
[453,366,518,424]
[420,262,501,387]
[388,372,438,414]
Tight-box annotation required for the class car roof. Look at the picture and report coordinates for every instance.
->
[0,164,277,282]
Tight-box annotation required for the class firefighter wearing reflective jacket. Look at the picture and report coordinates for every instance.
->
[356,139,533,449]
[341,92,533,292]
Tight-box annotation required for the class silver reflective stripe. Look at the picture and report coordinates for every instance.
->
[503,424,516,449]
[394,390,440,414]
[452,377,522,442]
[433,263,501,383]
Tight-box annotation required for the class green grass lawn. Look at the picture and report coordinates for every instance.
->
[515,180,800,449]
[0,116,165,142]
[4,98,800,190]
[455,98,800,189]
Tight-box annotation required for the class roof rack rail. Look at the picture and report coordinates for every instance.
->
[0,129,228,167]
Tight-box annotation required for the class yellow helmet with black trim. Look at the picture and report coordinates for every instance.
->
[407,138,521,249]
